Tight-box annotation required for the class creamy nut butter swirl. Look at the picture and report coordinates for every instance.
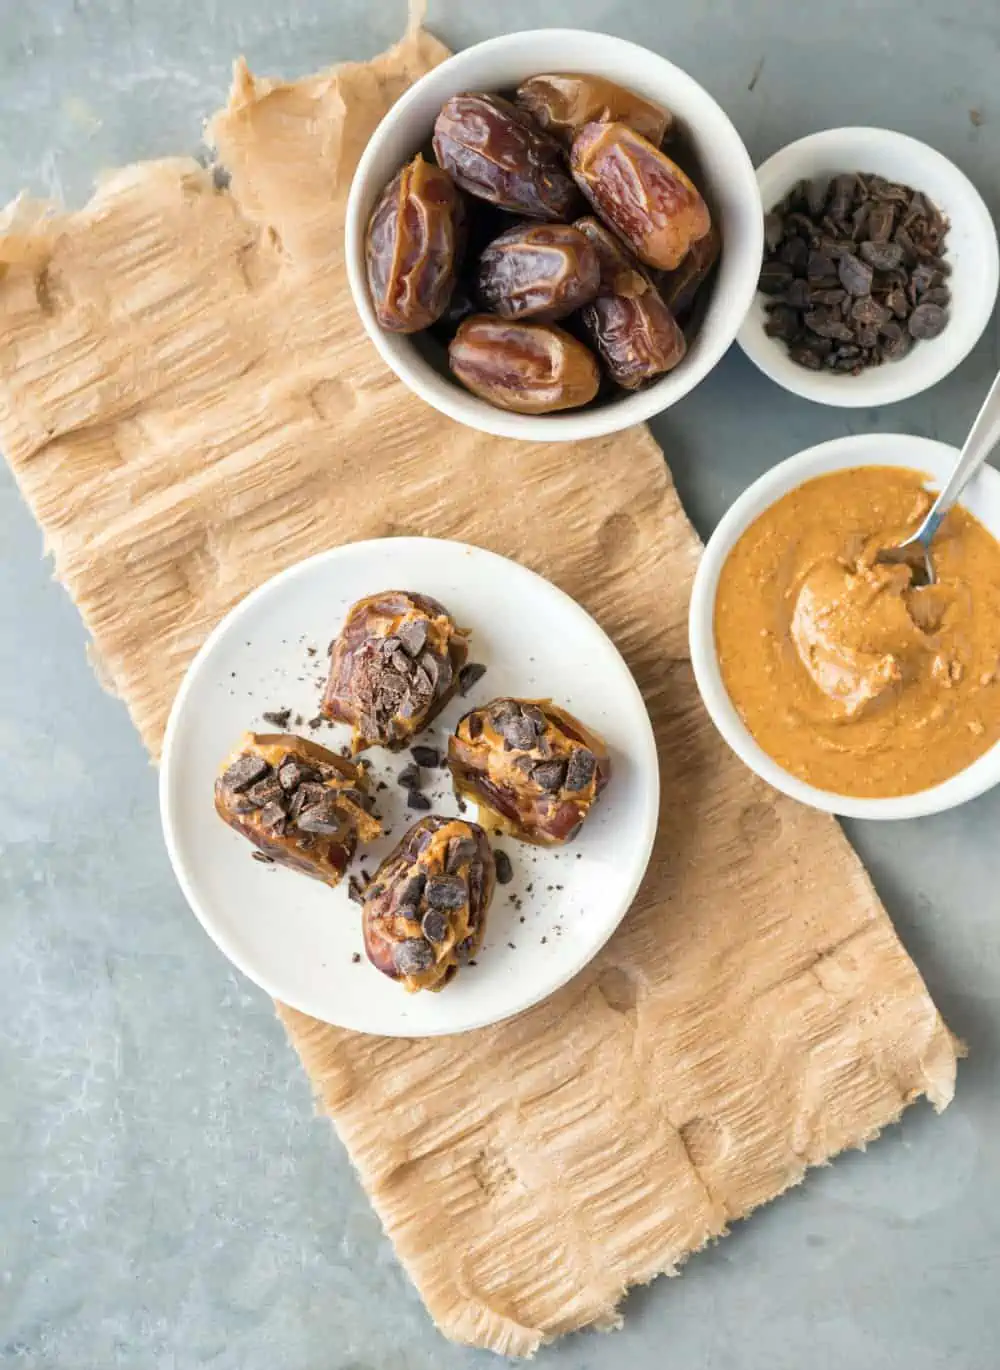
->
[715,466,1000,798]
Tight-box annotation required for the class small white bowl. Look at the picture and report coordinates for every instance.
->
[737,127,999,408]
[688,433,1000,820]
[345,28,763,442]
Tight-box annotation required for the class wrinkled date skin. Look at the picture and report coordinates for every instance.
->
[433,93,581,220]
[656,223,721,322]
[363,815,496,992]
[476,222,601,321]
[365,153,465,333]
[570,121,712,271]
[448,315,600,414]
[575,216,686,388]
[322,591,469,752]
[515,73,673,149]
[448,698,612,846]
[214,732,381,886]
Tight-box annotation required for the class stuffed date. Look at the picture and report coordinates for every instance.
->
[365,153,465,333]
[215,733,381,885]
[476,221,601,321]
[432,93,581,220]
[514,73,673,148]
[448,698,611,845]
[569,121,712,271]
[448,315,600,413]
[322,591,469,753]
[362,816,496,992]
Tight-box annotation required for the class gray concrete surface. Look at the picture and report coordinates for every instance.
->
[2,2,999,1366]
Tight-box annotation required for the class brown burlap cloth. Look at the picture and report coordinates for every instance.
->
[0,26,960,1357]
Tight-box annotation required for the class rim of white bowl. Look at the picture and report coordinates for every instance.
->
[688,433,1000,820]
[345,28,764,441]
[737,127,1000,408]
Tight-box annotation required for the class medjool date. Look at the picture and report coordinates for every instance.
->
[514,73,672,148]
[576,216,685,388]
[365,153,464,333]
[322,591,469,752]
[363,815,496,992]
[476,222,600,321]
[448,698,611,846]
[433,93,580,220]
[448,315,600,414]
[569,121,712,271]
[214,733,381,885]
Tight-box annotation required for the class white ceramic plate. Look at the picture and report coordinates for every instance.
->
[160,538,659,1035]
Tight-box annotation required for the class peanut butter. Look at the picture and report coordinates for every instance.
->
[715,466,1000,798]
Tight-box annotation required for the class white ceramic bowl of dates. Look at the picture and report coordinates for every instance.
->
[346,28,763,440]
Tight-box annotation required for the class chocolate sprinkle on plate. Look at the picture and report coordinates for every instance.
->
[262,708,291,728]
[494,850,514,885]
[410,744,440,768]
[406,791,432,811]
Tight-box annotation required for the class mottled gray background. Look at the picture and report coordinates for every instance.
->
[2,2,999,1367]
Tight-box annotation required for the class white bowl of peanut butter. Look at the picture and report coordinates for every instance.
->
[689,434,1000,819]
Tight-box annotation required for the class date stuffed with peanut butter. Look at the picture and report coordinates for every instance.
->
[215,733,381,884]
[363,815,496,992]
[448,315,600,413]
[570,121,712,271]
[433,93,581,220]
[323,591,469,752]
[365,153,465,333]
[515,73,673,148]
[476,222,601,321]
[576,216,686,388]
[448,698,611,845]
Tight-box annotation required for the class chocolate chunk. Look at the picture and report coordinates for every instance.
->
[435,652,454,695]
[397,762,422,790]
[259,802,288,834]
[251,851,275,865]
[564,748,597,792]
[411,745,440,768]
[295,795,347,836]
[420,652,440,691]
[501,713,539,751]
[445,837,477,872]
[489,700,520,727]
[245,776,285,808]
[425,874,468,910]
[342,787,377,814]
[758,260,793,295]
[908,301,948,340]
[262,708,291,728]
[458,662,487,695]
[277,759,319,792]
[407,791,432,811]
[397,872,427,909]
[494,850,514,885]
[851,296,890,328]
[393,938,436,976]
[421,909,451,945]
[859,239,903,271]
[467,711,483,741]
[396,618,429,657]
[221,754,270,793]
[764,305,800,341]
[288,782,328,820]
[307,714,325,730]
[348,875,366,904]
[390,649,414,677]
[380,636,403,659]
[532,759,567,792]
[837,253,873,296]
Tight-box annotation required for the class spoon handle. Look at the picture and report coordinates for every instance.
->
[918,368,1000,543]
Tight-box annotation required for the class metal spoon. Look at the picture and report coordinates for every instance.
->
[877,369,1000,585]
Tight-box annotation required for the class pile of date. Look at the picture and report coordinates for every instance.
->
[365,74,721,414]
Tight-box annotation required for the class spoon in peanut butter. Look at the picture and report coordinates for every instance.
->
[877,369,1000,585]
